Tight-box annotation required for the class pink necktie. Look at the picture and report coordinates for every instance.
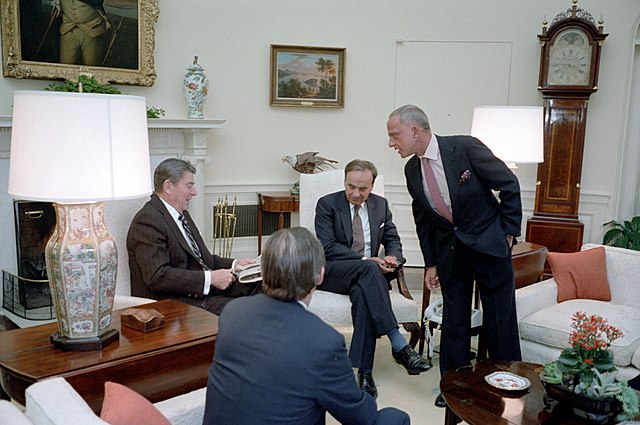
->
[421,157,453,223]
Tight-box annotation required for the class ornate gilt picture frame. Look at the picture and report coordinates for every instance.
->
[1,0,159,86]
[270,44,345,108]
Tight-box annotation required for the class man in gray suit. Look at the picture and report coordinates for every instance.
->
[388,104,522,407]
[126,158,260,315]
[315,159,431,399]
[203,227,410,425]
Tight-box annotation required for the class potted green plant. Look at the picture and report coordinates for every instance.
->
[540,312,639,422]
[45,74,122,94]
[146,107,165,118]
[602,216,640,251]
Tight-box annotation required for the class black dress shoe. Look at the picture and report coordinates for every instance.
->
[392,345,432,375]
[357,370,378,399]
[435,393,447,408]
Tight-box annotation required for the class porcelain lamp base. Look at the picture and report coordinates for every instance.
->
[46,202,119,351]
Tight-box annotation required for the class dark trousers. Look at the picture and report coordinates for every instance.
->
[439,238,522,375]
[205,280,263,316]
[320,259,398,369]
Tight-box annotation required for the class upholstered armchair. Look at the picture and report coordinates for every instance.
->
[298,169,421,347]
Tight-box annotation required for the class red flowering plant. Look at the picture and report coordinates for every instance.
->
[541,312,639,421]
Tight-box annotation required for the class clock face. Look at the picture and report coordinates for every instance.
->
[547,28,592,86]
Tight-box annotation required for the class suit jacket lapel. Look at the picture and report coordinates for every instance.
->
[439,138,460,217]
[337,194,353,247]
[366,196,380,255]
[150,194,197,257]
[409,156,432,212]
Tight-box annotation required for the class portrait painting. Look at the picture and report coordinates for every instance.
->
[1,0,159,86]
[270,45,345,108]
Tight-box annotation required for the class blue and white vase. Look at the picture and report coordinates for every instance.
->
[183,56,209,119]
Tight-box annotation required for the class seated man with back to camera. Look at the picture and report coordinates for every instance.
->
[203,226,410,425]
[314,159,431,399]
[126,158,261,315]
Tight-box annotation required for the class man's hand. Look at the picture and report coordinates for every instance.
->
[368,255,398,273]
[506,235,514,247]
[211,268,235,290]
[425,266,440,290]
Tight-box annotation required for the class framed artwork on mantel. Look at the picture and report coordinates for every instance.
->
[270,44,346,108]
[0,0,159,86]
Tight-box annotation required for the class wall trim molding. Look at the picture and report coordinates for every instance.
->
[204,182,612,264]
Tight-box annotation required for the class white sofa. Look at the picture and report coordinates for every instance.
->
[0,377,206,425]
[516,244,640,381]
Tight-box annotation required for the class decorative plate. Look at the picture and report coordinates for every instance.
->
[485,371,531,391]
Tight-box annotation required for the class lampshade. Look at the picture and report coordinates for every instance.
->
[470,106,544,167]
[8,91,151,201]
[7,90,151,351]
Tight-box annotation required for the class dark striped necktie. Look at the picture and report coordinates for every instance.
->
[179,213,209,270]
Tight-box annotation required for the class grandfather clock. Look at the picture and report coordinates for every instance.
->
[526,0,607,259]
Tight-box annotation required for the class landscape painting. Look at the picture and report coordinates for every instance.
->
[270,45,345,108]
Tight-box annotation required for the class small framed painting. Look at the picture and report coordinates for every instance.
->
[270,44,345,108]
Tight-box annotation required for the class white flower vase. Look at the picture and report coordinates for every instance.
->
[183,56,209,119]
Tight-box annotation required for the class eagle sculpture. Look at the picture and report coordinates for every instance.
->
[282,152,338,174]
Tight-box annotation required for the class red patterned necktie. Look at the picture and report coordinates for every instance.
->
[421,157,453,223]
[352,205,365,255]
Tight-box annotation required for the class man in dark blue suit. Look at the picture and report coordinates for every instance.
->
[315,159,431,398]
[203,227,410,425]
[387,105,523,407]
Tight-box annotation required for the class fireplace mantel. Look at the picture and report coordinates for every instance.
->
[0,115,225,230]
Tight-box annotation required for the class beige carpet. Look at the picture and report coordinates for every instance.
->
[326,330,455,425]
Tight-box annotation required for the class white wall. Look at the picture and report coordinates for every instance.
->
[1,0,639,264]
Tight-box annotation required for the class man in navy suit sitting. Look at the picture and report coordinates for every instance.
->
[315,159,431,398]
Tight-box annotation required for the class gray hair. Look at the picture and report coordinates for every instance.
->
[261,227,325,301]
[344,159,378,184]
[390,104,430,130]
[154,158,196,193]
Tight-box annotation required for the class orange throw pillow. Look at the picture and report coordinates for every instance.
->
[100,381,170,425]
[547,246,612,303]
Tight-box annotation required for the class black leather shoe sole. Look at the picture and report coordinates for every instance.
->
[391,347,433,375]
[435,393,447,408]
[394,359,432,375]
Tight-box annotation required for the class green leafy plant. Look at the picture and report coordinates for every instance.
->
[146,107,165,118]
[602,216,640,250]
[45,75,121,94]
[541,312,639,421]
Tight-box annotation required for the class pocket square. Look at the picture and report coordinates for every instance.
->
[459,169,471,185]
[379,223,385,228]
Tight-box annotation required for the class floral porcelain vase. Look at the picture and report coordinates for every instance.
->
[183,56,209,119]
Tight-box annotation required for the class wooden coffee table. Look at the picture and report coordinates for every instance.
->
[441,361,600,425]
[0,299,217,412]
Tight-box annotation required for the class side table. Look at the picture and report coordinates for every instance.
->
[441,361,618,425]
[512,242,548,289]
[257,192,299,254]
[0,299,218,413]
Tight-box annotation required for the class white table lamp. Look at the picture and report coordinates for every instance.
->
[8,91,151,351]
[470,106,544,170]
